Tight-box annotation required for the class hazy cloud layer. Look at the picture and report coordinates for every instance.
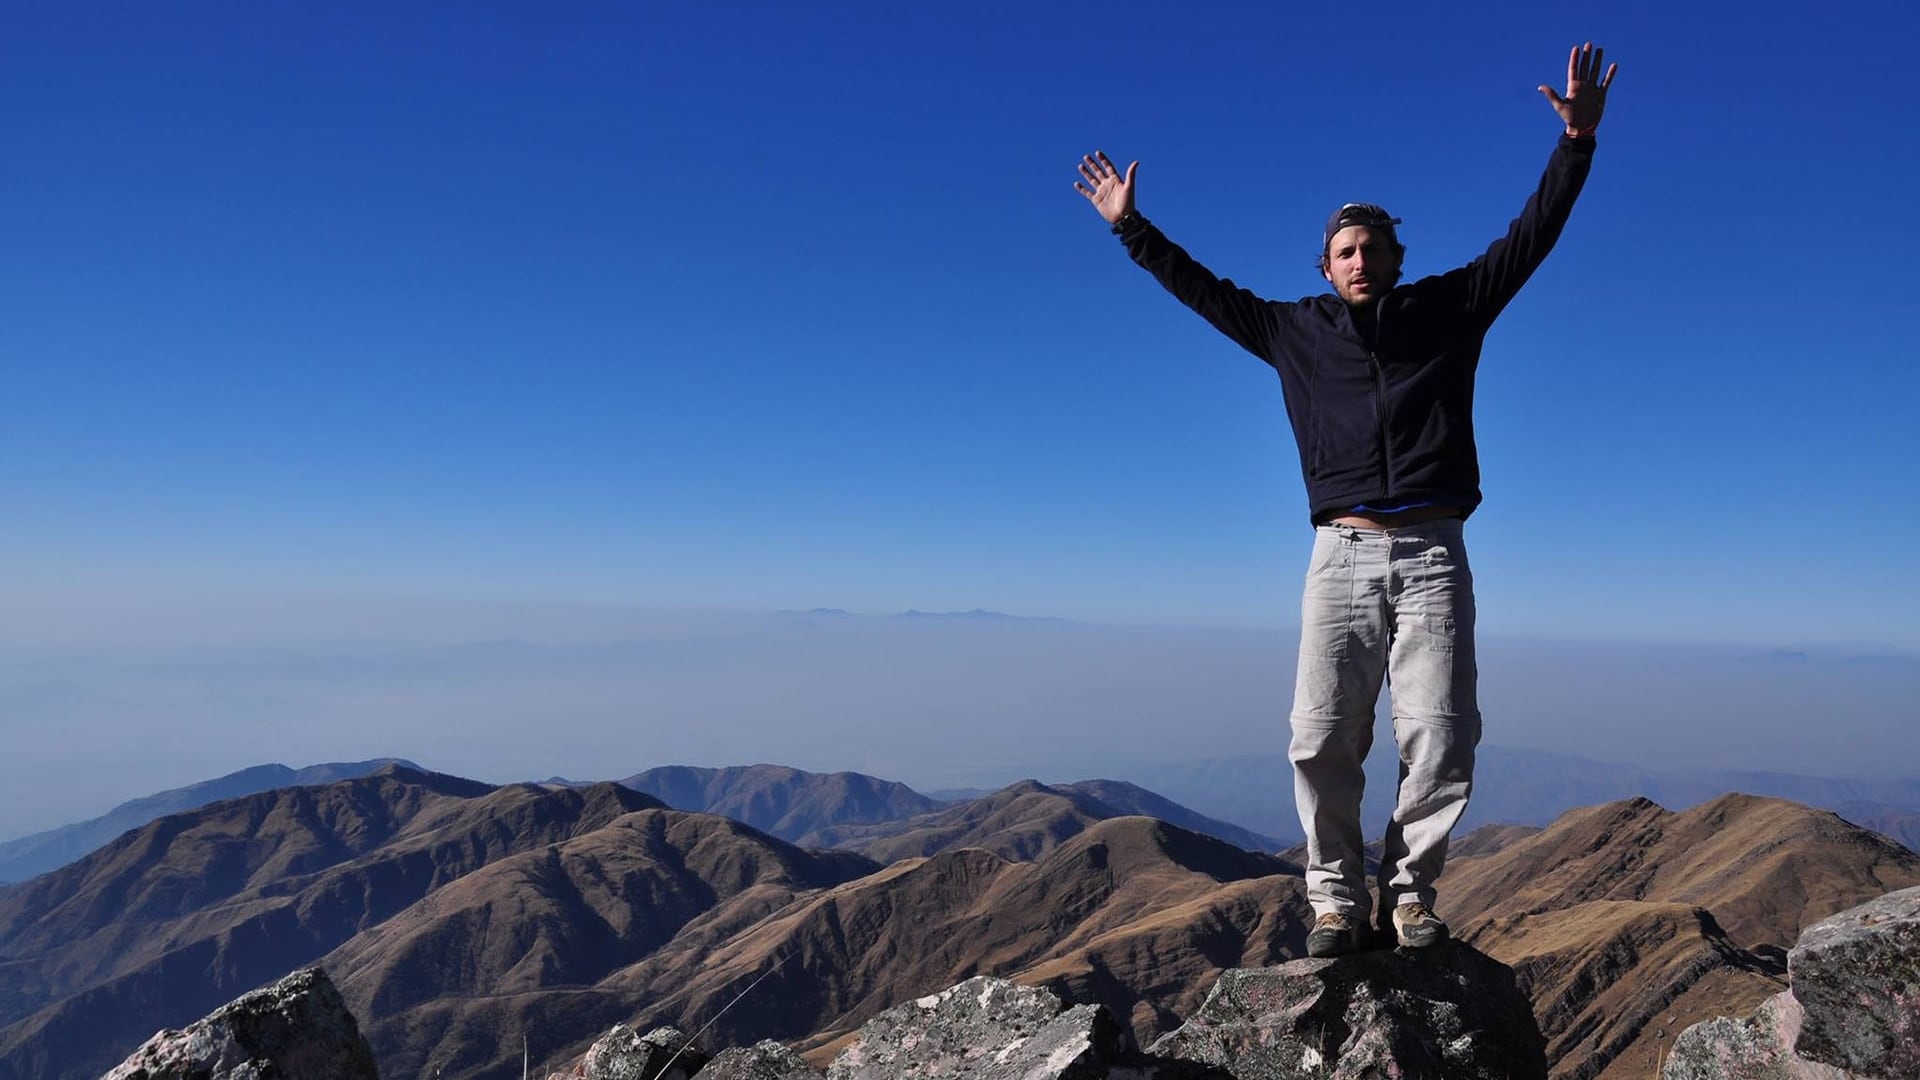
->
[1,596,1912,839]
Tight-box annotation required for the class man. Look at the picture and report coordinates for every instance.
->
[1074,44,1617,957]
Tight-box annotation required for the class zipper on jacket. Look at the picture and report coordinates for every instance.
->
[1369,297,1393,499]
[1370,351,1392,498]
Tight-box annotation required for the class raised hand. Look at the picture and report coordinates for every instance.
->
[1074,151,1138,225]
[1539,42,1618,135]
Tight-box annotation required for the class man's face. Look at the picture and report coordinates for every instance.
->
[1322,225,1401,307]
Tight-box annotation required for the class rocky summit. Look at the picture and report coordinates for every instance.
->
[695,1041,824,1080]
[514,954,1546,1080]
[825,976,1134,1080]
[567,1024,709,1080]
[98,898,1920,1080]
[1150,944,1546,1080]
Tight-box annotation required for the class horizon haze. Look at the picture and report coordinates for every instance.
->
[2,602,1912,840]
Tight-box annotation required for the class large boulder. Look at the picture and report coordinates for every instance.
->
[1148,945,1547,1080]
[825,976,1137,1080]
[1788,884,1920,1077]
[699,1039,825,1079]
[1663,993,1850,1079]
[579,1025,709,1080]
[1666,885,1920,1080]
[101,967,379,1080]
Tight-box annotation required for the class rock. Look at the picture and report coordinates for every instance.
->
[1666,885,1920,1080]
[1663,992,1852,1079]
[1148,944,1548,1080]
[698,1039,825,1079]
[101,967,379,1080]
[1787,884,1920,1078]
[825,976,1136,1080]
[581,1024,709,1080]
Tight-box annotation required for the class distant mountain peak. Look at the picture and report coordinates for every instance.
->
[890,608,1061,622]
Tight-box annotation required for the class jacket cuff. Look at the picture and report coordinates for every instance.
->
[1111,211,1152,239]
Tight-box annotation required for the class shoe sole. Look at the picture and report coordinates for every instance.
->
[1393,925,1449,948]
[1307,927,1364,958]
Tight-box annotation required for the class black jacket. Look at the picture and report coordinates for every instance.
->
[1117,135,1595,523]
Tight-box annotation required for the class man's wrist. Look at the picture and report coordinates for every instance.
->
[1565,124,1598,139]
[1110,210,1148,235]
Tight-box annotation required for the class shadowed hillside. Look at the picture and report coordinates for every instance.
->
[586,816,1306,1062]
[325,807,882,1080]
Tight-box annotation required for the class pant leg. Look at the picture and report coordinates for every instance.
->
[1378,520,1481,912]
[1288,526,1389,917]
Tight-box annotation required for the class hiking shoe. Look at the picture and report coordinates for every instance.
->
[1306,912,1365,958]
[1391,902,1450,948]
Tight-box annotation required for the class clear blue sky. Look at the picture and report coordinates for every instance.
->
[3,0,1916,649]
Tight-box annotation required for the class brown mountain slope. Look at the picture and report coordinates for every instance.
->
[601,817,1304,1056]
[1449,822,1542,858]
[0,768,663,1080]
[1448,793,1920,949]
[809,780,1132,863]
[1445,793,1920,1080]
[617,764,944,845]
[326,807,880,1080]
[332,814,1304,1080]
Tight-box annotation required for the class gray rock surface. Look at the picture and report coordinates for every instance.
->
[100,967,379,1080]
[698,1039,825,1079]
[1788,884,1920,1078]
[826,976,1135,1080]
[1148,945,1547,1080]
[1666,885,1920,1080]
[581,1024,709,1080]
[1663,992,1853,1079]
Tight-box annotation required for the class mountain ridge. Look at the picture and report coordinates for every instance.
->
[0,758,417,884]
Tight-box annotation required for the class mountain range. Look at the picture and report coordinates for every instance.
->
[11,747,1918,888]
[0,759,416,884]
[1127,743,1920,850]
[3,761,1917,1080]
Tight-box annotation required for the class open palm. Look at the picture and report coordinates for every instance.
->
[1540,42,1618,134]
[1075,151,1137,225]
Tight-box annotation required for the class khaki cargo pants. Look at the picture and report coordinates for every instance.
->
[1288,518,1481,919]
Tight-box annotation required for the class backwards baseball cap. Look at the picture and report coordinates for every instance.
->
[1323,203,1403,252]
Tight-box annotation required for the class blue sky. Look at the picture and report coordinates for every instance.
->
[1,3,1916,831]
[4,1,1915,643]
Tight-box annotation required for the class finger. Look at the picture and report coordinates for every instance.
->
[1567,44,1579,88]
[1124,161,1138,187]
[1589,46,1604,85]
[1081,154,1102,175]
[1096,150,1118,176]
[1078,161,1098,183]
[1538,85,1565,108]
[1601,61,1618,90]
[1074,181,1093,200]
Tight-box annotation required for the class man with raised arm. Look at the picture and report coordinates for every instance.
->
[1075,44,1617,957]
